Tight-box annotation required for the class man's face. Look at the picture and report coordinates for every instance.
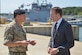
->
[50,9,58,21]
[19,14,26,22]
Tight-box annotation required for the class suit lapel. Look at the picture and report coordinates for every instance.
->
[57,19,64,32]
[51,23,55,37]
[54,19,64,39]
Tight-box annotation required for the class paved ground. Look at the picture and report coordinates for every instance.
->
[0,24,82,55]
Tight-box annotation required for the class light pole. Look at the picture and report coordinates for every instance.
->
[0,0,1,13]
[0,0,1,24]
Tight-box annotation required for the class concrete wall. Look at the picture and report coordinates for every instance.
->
[24,25,79,40]
[72,25,79,40]
[24,26,51,36]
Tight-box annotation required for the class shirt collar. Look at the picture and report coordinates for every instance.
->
[57,17,62,25]
[52,18,63,30]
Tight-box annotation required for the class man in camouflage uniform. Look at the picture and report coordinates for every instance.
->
[3,9,36,55]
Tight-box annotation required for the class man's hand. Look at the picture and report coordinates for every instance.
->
[50,48,59,55]
[48,47,52,54]
[48,47,59,55]
[29,40,36,46]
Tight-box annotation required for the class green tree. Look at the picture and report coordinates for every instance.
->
[78,12,82,15]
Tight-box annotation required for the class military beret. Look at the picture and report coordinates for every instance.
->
[14,9,26,15]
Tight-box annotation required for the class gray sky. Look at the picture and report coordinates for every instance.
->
[1,0,82,13]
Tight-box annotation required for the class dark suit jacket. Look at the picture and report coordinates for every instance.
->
[48,19,74,55]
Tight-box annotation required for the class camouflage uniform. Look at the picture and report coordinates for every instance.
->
[4,21,27,55]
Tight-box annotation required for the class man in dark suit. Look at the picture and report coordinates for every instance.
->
[48,7,74,55]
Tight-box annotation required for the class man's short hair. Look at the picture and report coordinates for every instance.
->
[14,9,26,18]
[52,7,62,16]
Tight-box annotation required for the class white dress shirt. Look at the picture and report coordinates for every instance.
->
[56,18,63,30]
[51,18,63,37]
